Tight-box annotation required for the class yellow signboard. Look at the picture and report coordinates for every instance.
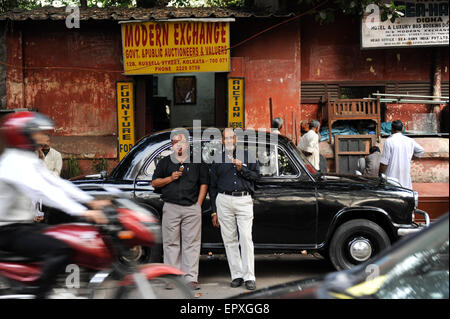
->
[228,78,244,129]
[116,82,135,160]
[121,21,230,75]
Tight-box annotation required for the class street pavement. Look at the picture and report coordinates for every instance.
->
[47,252,335,299]
[195,253,335,299]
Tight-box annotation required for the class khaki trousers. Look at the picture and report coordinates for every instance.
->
[216,193,255,282]
[162,202,202,282]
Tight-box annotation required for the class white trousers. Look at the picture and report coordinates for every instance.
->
[216,193,255,281]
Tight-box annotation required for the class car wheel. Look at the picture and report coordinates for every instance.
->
[329,219,390,271]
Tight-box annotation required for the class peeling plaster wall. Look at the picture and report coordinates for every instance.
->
[319,137,449,183]
[301,15,449,83]
[298,15,449,184]
[5,21,128,174]
[230,19,302,141]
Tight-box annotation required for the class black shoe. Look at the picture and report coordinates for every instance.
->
[188,281,200,290]
[230,278,244,288]
[245,280,256,290]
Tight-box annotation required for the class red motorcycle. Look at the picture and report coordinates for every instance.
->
[0,196,193,299]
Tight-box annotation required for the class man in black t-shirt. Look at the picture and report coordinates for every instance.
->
[152,132,209,290]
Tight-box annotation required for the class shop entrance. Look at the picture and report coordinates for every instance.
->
[134,72,227,139]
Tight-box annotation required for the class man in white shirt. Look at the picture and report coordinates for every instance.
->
[0,111,108,298]
[35,135,63,222]
[379,120,424,189]
[298,120,321,170]
[37,134,62,176]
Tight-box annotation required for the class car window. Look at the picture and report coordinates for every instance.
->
[277,147,298,177]
[257,144,277,177]
[142,146,173,178]
[242,142,308,179]
[137,140,223,180]
[373,237,449,299]
[343,216,450,299]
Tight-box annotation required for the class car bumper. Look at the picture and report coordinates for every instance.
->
[397,209,430,237]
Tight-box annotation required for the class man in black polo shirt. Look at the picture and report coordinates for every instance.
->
[152,132,208,290]
[210,128,260,290]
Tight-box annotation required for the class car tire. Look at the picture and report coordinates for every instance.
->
[329,219,390,271]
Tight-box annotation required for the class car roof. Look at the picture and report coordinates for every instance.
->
[136,127,292,145]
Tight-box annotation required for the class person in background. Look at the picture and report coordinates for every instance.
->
[210,128,260,291]
[37,134,62,176]
[35,134,64,223]
[357,146,381,177]
[271,117,283,135]
[379,120,424,189]
[298,120,321,171]
[151,132,209,291]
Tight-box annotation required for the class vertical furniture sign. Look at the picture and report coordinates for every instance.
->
[117,82,135,160]
[228,77,245,129]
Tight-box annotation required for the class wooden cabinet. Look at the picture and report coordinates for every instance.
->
[334,135,376,175]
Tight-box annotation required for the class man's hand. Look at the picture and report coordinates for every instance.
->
[34,216,44,223]
[232,158,243,171]
[87,199,112,210]
[211,213,220,228]
[171,170,183,181]
[83,210,108,224]
[37,146,45,159]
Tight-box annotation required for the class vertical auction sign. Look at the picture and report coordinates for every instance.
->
[116,82,135,160]
[228,77,245,129]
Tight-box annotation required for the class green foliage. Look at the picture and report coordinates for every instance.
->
[66,156,81,178]
[168,0,243,7]
[297,0,406,25]
[204,0,244,7]
[0,0,41,13]
[92,157,109,173]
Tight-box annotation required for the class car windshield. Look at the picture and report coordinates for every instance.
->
[343,215,449,299]
[287,140,318,175]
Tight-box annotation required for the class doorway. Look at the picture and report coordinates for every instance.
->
[135,72,227,139]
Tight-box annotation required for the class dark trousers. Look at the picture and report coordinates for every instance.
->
[0,223,72,298]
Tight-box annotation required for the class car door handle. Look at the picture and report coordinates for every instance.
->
[136,181,151,186]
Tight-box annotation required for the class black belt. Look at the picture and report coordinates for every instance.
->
[221,191,250,197]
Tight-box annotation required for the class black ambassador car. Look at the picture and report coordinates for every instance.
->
[72,129,429,270]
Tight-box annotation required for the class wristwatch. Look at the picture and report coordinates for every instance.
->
[211,212,217,218]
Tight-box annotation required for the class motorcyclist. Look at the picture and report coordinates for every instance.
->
[0,111,109,298]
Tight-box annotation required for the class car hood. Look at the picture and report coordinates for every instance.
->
[317,173,405,189]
